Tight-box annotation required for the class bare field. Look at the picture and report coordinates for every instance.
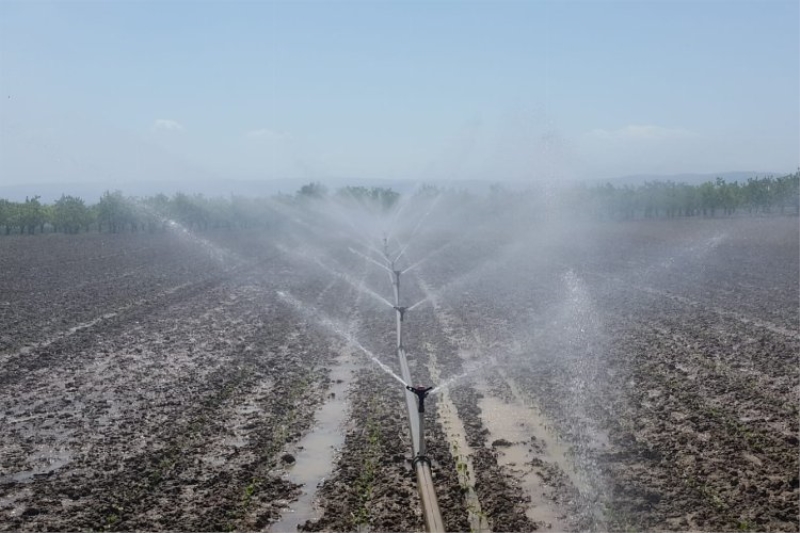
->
[1,217,798,532]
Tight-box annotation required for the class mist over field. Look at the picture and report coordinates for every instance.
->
[1,182,798,531]
[1,1,798,532]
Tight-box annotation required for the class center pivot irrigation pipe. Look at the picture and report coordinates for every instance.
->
[383,239,446,533]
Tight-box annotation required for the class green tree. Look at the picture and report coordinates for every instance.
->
[773,171,799,215]
[18,196,45,234]
[96,190,128,233]
[337,186,400,211]
[297,182,328,200]
[699,181,719,216]
[414,184,442,199]
[716,178,741,216]
[172,192,210,230]
[0,199,16,235]
[140,193,172,232]
[678,183,698,217]
[744,177,773,214]
[53,195,91,234]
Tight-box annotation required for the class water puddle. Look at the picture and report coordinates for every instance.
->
[0,447,73,485]
[422,340,489,531]
[436,389,491,532]
[476,380,575,530]
[270,355,356,532]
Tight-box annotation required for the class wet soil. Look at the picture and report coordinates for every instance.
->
[407,216,799,532]
[1,216,798,532]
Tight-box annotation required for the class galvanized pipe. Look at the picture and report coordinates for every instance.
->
[391,268,444,533]
[416,461,443,532]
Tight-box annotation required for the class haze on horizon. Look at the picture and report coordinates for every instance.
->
[0,1,797,190]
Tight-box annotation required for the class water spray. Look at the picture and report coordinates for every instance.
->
[378,239,444,532]
[407,297,430,312]
[276,291,407,387]
[288,216,445,530]
[348,246,393,273]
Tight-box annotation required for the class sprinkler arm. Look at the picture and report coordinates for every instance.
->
[406,385,433,413]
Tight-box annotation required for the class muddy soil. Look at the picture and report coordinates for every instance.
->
[1,232,350,530]
[1,216,798,532]
[405,216,799,532]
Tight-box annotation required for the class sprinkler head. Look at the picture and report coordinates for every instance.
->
[406,385,433,413]
[393,306,408,320]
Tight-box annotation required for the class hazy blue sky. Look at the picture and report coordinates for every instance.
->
[1,1,797,187]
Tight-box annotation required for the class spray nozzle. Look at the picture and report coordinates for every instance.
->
[406,385,433,413]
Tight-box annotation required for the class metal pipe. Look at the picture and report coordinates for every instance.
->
[394,270,402,299]
[406,385,432,457]
[416,462,445,533]
[391,267,444,533]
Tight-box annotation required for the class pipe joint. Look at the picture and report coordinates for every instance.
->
[412,454,431,468]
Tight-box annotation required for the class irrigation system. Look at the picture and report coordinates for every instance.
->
[371,235,445,533]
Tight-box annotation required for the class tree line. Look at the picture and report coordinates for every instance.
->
[578,172,799,220]
[0,173,796,236]
[0,185,403,235]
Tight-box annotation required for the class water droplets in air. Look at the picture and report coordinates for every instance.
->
[277,291,406,387]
